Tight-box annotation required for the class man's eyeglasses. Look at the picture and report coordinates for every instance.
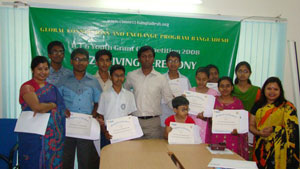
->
[51,50,64,55]
[72,57,89,62]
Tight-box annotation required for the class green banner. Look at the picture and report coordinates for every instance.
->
[29,7,240,86]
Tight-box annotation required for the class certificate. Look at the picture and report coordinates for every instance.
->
[168,78,189,97]
[212,110,248,134]
[208,158,258,169]
[184,91,215,117]
[106,116,143,144]
[206,82,219,93]
[66,112,100,140]
[168,122,202,144]
[14,111,50,135]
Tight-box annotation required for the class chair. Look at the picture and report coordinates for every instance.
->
[0,119,19,169]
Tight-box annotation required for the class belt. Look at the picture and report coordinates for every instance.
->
[138,115,159,120]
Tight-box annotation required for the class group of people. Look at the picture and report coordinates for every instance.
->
[17,40,299,169]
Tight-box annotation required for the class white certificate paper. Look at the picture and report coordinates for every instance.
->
[169,78,189,97]
[66,112,100,140]
[106,116,143,144]
[184,91,215,117]
[14,111,50,135]
[212,110,248,134]
[206,82,219,93]
[208,158,258,169]
[168,122,202,144]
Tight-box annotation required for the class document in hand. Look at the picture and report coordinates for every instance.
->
[206,83,219,93]
[168,78,189,97]
[212,110,248,134]
[66,112,100,140]
[168,122,202,144]
[106,116,143,144]
[184,91,215,117]
[208,158,258,169]
[14,111,50,135]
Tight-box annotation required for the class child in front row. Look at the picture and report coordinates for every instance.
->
[97,64,137,147]
[190,67,219,142]
[164,96,195,139]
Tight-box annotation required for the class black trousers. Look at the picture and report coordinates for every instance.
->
[62,137,99,169]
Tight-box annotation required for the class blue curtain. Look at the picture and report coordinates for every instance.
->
[0,7,31,118]
[235,20,287,87]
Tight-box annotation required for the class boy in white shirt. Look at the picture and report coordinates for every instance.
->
[97,64,137,147]
[161,51,191,126]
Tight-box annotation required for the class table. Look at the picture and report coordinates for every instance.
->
[100,139,245,169]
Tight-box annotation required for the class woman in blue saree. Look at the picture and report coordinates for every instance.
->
[18,56,68,169]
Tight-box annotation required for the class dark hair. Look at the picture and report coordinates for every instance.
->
[137,46,155,58]
[195,67,209,77]
[218,76,234,87]
[172,96,189,109]
[234,61,252,84]
[110,64,125,76]
[206,64,219,74]
[31,56,50,71]
[95,49,112,62]
[166,51,181,62]
[255,77,286,108]
[71,48,89,60]
[47,41,65,54]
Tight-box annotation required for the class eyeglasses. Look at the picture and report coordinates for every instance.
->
[72,57,89,62]
[178,108,190,112]
[167,60,180,64]
[237,70,249,74]
[51,50,64,55]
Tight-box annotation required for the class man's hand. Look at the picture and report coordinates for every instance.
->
[105,131,112,140]
[96,117,105,126]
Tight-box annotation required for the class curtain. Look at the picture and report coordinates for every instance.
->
[235,19,287,87]
[0,7,31,118]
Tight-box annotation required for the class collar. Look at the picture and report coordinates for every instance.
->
[68,71,93,80]
[165,71,183,80]
[110,86,125,95]
[138,68,160,76]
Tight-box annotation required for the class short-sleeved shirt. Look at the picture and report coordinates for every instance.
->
[56,73,102,115]
[94,71,112,92]
[124,68,173,117]
[97,87,137,123]
[47,66,72,85]
[165,115,195,127]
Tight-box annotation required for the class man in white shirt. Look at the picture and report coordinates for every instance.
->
[97,64,137,146]
[124,46,173,139]
[94,49,112,91]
